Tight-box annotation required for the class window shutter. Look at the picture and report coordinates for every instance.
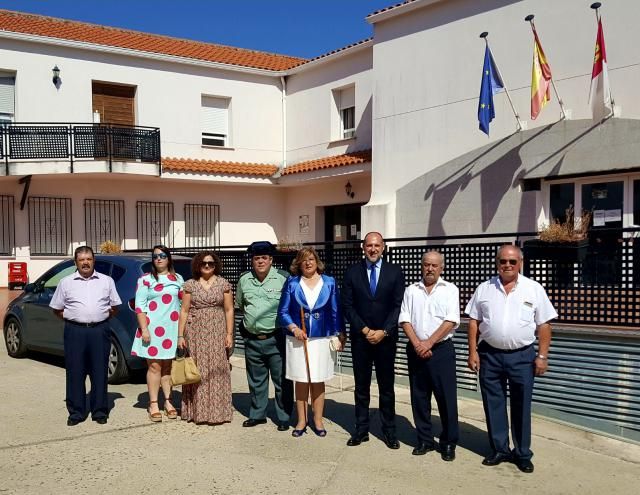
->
[201,96,229,135]
[0,77,15,115]
[339,87,355,110]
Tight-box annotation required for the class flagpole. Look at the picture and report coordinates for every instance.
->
[525,14,568,120]
[480,32,524,132]
[590,2,615,109]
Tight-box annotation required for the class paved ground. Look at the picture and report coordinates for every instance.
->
[1,288,639,494]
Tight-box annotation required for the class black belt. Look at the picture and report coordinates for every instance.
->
[247,331,276,340]
[478,341,533,353]
[65,319,108,328]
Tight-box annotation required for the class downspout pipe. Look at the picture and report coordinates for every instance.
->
[273,76,287,178]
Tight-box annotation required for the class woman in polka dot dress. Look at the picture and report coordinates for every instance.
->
[132,245,184,422]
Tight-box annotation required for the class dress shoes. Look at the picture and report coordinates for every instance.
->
[346,433,370,446]
[67,418,81,427]
[94,417,108,425]
[482,452,512,466]
[242,418,267,427]
[440,444,456,462]
[516,459,534,473]
[277,423,289,432]
[383,433,400,450]
[412,443,436,456]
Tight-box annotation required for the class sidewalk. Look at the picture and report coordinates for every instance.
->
[0,342,638,495]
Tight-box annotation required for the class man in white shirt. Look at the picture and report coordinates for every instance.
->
[399,251,459,461]
[465,245,557,474]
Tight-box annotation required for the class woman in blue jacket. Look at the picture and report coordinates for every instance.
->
[278,247,346,437]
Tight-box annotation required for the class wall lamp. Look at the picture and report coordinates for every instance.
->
[52,66,61,86]
[345,181,355,198]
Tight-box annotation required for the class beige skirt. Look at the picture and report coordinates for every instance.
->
[285,335,335,383]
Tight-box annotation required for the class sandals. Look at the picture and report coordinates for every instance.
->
[164,396,178,420]
[148,400,162,422]
[291,426,307,438]
[310,423,327,437]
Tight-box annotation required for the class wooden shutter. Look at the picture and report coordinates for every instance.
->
[92,82,136,126]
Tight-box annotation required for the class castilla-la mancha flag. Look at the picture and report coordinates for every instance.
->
[530,28,552,120]
[589,18,613,121]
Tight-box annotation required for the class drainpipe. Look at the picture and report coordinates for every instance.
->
[273,76,287,178]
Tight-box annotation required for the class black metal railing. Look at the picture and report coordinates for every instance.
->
[0,122,161,174]
[127,228,640,328]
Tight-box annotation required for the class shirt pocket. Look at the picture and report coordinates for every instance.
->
[519,305,535,325]
[432,302,448,319]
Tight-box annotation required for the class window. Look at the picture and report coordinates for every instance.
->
[0,72,15,123]
[42,263,75,289]
[185,203,220,248]
[136,201,174,249]
[0,195,14,255]
[92,81,136,126]
[634,180,640,226]
[336,86,355,139]
[201,96,230,147]
[549,183,575,224]
[28,197,72,255]
[84,199,125,251]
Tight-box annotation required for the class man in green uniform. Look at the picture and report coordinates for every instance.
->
[235,241,293,430]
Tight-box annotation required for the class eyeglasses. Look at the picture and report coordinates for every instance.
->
[200,261,215,268]
[152,253,168,260]
[499,259,519,265]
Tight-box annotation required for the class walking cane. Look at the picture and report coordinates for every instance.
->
[300,308,312,423]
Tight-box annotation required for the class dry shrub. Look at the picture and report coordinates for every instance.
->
[539,206,592,242]
[99,240,122,253]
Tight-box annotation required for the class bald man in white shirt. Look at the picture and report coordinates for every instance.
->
[399,251,459,461]
[466,245,557,474]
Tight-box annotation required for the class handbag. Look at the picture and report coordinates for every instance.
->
[329,335,341,352]
[170,347,201,386]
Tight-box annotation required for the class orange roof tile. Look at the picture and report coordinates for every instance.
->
[367,1,418,18]
[283,150,371,175]
[162,158,278,176]
[0,9,306,71]
[302,38,372,65]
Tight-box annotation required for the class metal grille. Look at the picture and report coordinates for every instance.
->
[84,199,125,250]
[73,125,108,158]
[28,196,72,255]
[136,201,174,249]
[184,203,220,248]
[0,195,15,255]
[111,126,160,162]
[8,125,69,159]
[0,124,5,158]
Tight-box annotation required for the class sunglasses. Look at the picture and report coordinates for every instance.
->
[200,261,216,268]
[152,253,168,260]
[499,259,519,265]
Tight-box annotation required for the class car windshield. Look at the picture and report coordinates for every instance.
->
[140,259,192,281]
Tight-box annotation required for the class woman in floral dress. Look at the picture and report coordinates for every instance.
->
[132,245,184,422]
[178,251,234,425]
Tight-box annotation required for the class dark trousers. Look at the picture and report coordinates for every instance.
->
[351,335,397,435]
[243,332,293,422]
[63,321,110,421]
[478,341,536,461]
[406,339,459,447]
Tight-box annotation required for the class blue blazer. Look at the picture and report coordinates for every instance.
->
[277,274,344,338]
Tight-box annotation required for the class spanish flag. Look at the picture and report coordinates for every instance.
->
[530,28,552,120]
[589,18,612,121]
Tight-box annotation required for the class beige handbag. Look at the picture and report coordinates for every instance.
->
[170,347,201,386]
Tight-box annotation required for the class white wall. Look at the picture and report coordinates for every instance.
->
[285,49,373,164]
[0,38,283,165]
[369,0,640,234]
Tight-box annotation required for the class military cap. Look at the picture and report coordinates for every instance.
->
[247,241,275,256]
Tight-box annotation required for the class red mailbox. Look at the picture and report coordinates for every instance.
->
[8,262,28,290]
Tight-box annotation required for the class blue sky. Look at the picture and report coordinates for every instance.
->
[0,0,397,58]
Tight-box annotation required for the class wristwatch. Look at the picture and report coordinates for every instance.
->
[383,330,389,338]
[536,354,548,360]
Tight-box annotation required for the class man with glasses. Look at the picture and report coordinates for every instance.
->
[465,244,557,474]
[235,241,293,431]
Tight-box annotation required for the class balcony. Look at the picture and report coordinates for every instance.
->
[0,123,161,175]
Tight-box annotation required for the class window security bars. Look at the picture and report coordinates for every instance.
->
[184,203,220,248]
[84,199,125,251]
[0,195,15,255]
[28,196,72,255]
[136,201,174,249]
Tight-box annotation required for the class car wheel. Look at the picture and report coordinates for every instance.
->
[4,317,28,358]
[108,338,130,384]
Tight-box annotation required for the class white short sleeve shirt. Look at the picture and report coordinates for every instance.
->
[465,274,557,350]
[399,278,460,341]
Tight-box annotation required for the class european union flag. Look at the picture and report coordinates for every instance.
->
[478,45,504,135]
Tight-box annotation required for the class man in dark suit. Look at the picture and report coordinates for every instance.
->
[342,232,405,449]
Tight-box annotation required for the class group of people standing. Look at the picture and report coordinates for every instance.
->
[50,232,556,474]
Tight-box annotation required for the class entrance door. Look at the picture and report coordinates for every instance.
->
[324,203,363,243]
[582,181,624,285]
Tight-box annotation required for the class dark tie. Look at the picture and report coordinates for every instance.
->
[369,263,377,296]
